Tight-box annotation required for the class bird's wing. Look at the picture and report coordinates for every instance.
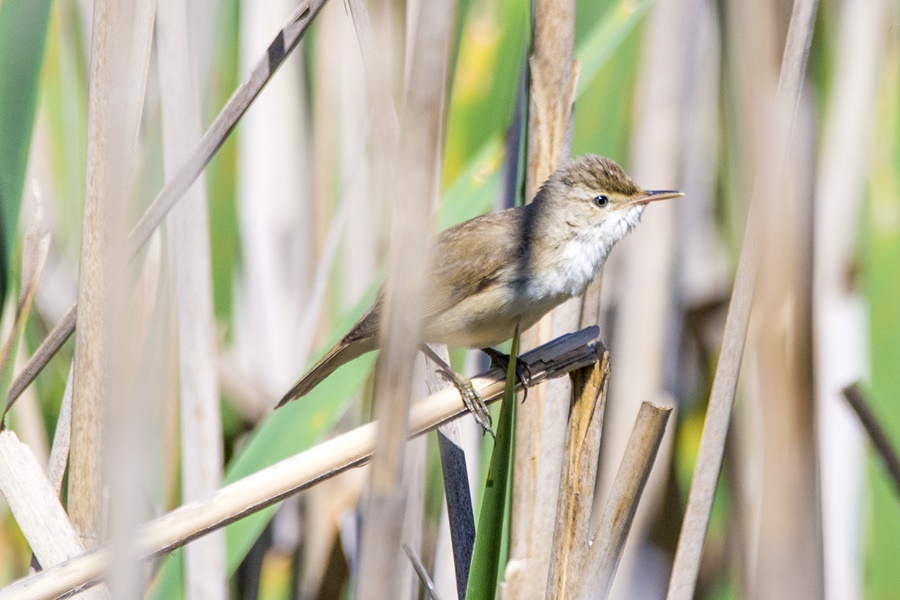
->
[422,207,525,320]
[338,207,526,344]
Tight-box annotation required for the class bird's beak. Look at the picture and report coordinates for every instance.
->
[629,190,684,205]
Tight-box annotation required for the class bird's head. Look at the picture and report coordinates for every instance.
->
[533,154,683,248]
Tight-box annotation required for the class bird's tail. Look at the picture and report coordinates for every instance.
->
[276,337,376,408]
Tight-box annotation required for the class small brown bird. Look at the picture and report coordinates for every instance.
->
[278,154,681,409]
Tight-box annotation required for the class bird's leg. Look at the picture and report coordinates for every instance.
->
[419,345,494,437]
[480,348,532,402]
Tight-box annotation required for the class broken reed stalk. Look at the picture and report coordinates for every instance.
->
[509,0,579,596]
[6,0,329,408]
[842,384,900,496]
[1,208,72,583]
[0,431,109,600]
[547,348,610,600]
[574,402,673,600]
[0,328,604,600]
[666,1,818,597]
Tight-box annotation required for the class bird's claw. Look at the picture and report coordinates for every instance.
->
[481,348,532,402]
[438,368,495,439]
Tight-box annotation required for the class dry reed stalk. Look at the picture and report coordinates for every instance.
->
[421,11,476,588]
[344,0,397,343]
[304,1,371,338]
[521,0,578,203]
[675,14,727,312]
[593,0,706,594]
[236,0,315,402]
[546,349,609,600]
[418,8,476,576]
[666,0,819,597]
[753,95,823,600]
[85,1,156,593]
[68,0,116,547]
[399,353,432,597]
[0,431,109,600]
[8,387,45,466]
[508,0,578,596]
[69,0,153,549]
[46,366,73,495]
[356,1,455,596]
[403,437,428,597]
[0,202,82,591]
[2,195,50,426]
[0,327,603,600]
[346,0,400,153]
[427,344,475,600]
[183,0,218,96]
[814,1,890,596]
[293,147,365,382]
[234,1,316,584]
[573,402,672,600]
[597,0,685,469]
[434,422,474,598]
[299,469,367,598]
[295,6,375,593]
[299,20,368,591]
[311,0,341,254]
[433,351,484,599]
[7,0,329,406]
[337,5,377,312]
[725,1,822,597]
[156,0,225,596]
[721,4,784,597]
[403,542,440,600]
[8,352,48,466]
[725,2,822,598]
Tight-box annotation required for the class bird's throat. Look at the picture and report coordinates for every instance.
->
[528,204,645,299]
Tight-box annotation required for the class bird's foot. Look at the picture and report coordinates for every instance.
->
[437,367,495,439]
[419,344,494,437]
[480,348,532,402]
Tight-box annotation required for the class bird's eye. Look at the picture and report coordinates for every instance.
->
[593,195,609,208]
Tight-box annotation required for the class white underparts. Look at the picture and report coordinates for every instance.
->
[528,204,645,299]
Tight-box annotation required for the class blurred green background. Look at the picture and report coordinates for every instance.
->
[0,0,898,597]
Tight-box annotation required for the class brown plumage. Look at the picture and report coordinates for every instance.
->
[277,155,681,407]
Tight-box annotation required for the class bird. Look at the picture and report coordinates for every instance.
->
[277,154,682,418]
